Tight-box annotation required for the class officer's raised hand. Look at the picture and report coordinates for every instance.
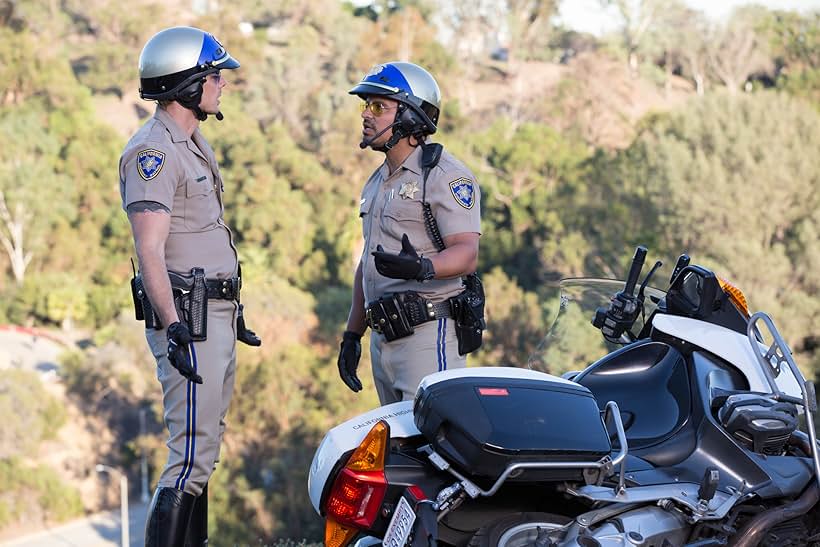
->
[372,233,435,281]
[167,322,203,384]
[338,330,363,392]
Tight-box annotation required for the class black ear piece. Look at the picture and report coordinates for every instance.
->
[397,104,426,136]
[176,79,204,109]
[174,79,208,120]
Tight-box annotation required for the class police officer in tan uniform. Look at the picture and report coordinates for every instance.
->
[119,26,260,546]
[337,62,482,405]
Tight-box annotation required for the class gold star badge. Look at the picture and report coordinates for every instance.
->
[398,181,419,199]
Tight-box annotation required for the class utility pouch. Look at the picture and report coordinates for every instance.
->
[366,293,415,342]
[449,273,486,355]
[173,267,208,341]
[131,273,163,330]
[131,275,144,321]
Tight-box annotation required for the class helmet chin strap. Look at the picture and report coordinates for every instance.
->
[359,120,401,151]
[380,125,408,151]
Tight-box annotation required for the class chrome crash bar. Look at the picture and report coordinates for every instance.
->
[748,312,820,489]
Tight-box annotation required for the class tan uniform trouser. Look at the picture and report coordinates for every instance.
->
[145,299,237,497]
[370,317,466,405]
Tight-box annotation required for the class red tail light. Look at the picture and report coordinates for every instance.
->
[325,467,388,527]
[323,420,390,545]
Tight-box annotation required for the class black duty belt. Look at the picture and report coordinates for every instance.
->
[205,278,241,300]
[365,291,451,340]
[169,272,241,301]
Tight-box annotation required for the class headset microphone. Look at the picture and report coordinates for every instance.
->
[215,112,224,121]
[359,121,401,149]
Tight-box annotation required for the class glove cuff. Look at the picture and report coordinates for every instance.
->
[417,257,436,282]
[342,330,363,343]
[167,321,183,338]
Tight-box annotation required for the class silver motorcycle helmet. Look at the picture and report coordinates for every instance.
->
[139,26,239,118]
[349,61,441,137]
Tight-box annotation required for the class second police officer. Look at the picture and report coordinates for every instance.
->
[338,62,483,405]
[120,26,261,546]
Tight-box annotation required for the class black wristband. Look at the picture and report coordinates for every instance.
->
[343,330,363,342]
[417,257,436,282]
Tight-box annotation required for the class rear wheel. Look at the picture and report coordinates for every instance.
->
[468,512,570,547]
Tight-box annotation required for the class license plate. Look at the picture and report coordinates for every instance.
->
[382,495,416,547]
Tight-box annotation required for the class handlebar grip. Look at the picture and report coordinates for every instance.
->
[624,246,647,295]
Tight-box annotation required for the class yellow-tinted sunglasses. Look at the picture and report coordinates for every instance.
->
[359,100,398,117]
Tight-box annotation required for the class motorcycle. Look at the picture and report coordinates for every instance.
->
[308,246,820,547]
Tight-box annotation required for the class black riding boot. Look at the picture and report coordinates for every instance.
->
[145,487,196,547]
[184,483,208,546]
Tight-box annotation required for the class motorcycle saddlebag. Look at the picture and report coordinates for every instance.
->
[414,372,611,481]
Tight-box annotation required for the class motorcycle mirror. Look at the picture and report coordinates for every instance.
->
[670,253,690,283]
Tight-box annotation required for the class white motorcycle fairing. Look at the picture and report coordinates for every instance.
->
[652,314,802,399]
[308,401,417,512]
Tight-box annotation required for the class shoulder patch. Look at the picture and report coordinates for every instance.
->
[449,177,475,209]
[136,149,166,181]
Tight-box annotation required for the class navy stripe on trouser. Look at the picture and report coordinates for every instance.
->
[371,317,465,405]
[174,343,198,490]
[437,318,447,371]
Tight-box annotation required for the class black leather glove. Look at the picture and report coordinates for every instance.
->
[237,304,262,347]
[372,233,435,281]
[167,322,203,384]
[338,330,363,392]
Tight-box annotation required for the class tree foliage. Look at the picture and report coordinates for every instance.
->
[0,370,66,459]
[588,91,820,345]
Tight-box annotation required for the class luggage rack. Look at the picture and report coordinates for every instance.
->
[748,312,820,489]
[420,400,630,502]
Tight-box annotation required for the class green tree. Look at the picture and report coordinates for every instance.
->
[0,369,66,459]
[0,105,74,284]
[705,6,771,94]
[761,10,820,107]
[592,91,820,373]
[600,0,665,76]
[460,119,592,285]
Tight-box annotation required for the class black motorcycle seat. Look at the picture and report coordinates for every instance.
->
[575,340,691,454]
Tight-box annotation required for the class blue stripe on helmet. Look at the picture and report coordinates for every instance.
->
[197,33,225,66]
[363,63,411,95]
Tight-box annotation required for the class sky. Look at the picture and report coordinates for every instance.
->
[556,0,820,35]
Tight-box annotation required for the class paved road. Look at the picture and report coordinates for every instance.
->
[0,327,66,379]
[0,501,148,547]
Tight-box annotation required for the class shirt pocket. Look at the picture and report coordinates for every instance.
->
[184,175,218,231]
[379,199,434,253]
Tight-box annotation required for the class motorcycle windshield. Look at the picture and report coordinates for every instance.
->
[527,278,667,377]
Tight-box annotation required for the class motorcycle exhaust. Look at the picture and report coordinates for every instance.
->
[728,432,820,547]
[728,482,818,547]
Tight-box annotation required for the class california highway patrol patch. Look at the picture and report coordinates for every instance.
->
[137,149,165,181]
[449,177,475,209]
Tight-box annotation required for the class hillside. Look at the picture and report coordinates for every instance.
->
[93,52,694,149]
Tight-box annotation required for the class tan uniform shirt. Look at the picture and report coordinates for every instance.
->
[119,107,238,279]
[359,145,481,304]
